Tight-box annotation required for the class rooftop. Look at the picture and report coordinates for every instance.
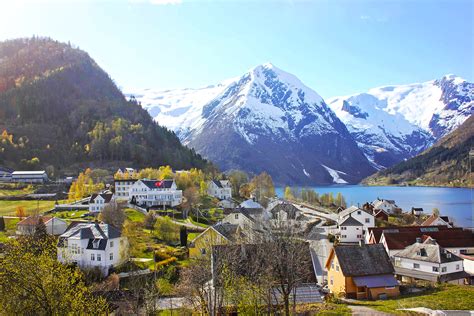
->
[394,238,463,263]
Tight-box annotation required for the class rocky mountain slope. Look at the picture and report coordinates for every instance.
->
[363,115,474,187]
[0,37,209,174]
[129,63,375,185]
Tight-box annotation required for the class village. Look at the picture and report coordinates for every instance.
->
[0,166,473,315]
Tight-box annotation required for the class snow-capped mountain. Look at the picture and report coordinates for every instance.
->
[127,63,375,185]
[327,75,473,168]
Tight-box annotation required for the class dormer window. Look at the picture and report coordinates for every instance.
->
[357,211,361,215]
[92,239,100,249]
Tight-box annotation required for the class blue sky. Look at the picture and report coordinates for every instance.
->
[0,0,472,98]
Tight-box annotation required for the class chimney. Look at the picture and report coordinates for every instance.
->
[415,237,422,243]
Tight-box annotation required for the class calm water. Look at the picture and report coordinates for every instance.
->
[275,185,474,228]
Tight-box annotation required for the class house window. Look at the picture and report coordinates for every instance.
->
[357,211,361,215]
[97,254,102,262]
[91,254,95,261]
[432,266,439,272]
[357,235,362,239]
[341,226,346,230]
[456,264,460,270]
[441,267,447,272]
[330,276,334,285]
[235,214,239,219]
[365,218,370,223]
[200,248,206,255]
[341,235,347,238]
[110,241,114,248]
[336,264,339,271]
[110,253,113,261]
[331,263,334,269]
[413,263,420,269]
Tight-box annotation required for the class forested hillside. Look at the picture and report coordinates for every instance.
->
[0,37,209,175]
[363,115,474,187]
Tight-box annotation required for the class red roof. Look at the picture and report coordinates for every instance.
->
[17,216,52,226]
[383,228,474,250]
[368,225,451,244]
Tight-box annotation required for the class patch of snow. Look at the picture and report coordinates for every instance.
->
[321,165,348,184]
[303,168,310,177]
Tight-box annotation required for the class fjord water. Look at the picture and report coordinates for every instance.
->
[275,185,473,228]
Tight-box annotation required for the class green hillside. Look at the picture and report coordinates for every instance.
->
[0,37,210,175]
[363,115,474,187]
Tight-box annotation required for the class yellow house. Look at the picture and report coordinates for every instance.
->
[325,243,400,300]
[189,223,241,258]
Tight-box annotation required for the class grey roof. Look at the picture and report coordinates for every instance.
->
[240,199,263,209]
[212,223,240,241]
[269,203,300,220]
[60,222,121,240]
[141,179,174,189]
[394,239,462,264]
[90,193,114,203]
[338,206,371,219]
[339,216,363,226]
[211,179,223,188]
[333,244,394,277]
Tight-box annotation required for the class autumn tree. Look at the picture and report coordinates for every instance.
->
[228,170,249,198]
[250,172,275,208]
[0,237,109,314]
[284,186,294,200]
[15,206,26,218]
[154,216,179,244]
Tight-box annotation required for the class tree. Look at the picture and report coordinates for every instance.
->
[228,170,249,198]
[183,186,199,217]
[284,186,294,200]
[144,212,156,230]
[180,226,188,247]
[250,172,275,208]
[432,208,440,216]
[0,237,109,314]
[15,206,26,218]
[154,216,179,244]
[99,201,126,229]
[34,217,48,241]
[199,180,208,196]
[0,216,5,231]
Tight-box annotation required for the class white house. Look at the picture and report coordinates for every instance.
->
[16,215,68,236]
[338,215,365,243]
[57,222,127,275]
[89,193,114,213]
[129,179,182,208]
[114,179,137,201]
[207,180,232,200]
[338,206,375,238]
[393,237,468,284]
[116,167,137,177]
[421,214,454,228]
[11,170,48,183]
[372,198,399,214]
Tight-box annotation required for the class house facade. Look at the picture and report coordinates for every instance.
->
[338,206,374,241]
[57,222,127,275]
[17,216,68,236]
[189,223,241,258]
[114,179,137,201]
[338,216,364,243]
[207,180,232,200]
[393,238,468,284]
[11,170,48,183]
[325,243,400,300]
[89,193,114,213]
[129,179,182,208]
[421,214,454,228]
[372,199,399,214]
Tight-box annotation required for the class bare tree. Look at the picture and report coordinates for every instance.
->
[100,201,126,229]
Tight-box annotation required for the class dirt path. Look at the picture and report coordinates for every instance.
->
[348,305,394,316]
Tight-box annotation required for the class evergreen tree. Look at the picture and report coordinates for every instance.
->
[0,216,5,231]
[180,226,188,247]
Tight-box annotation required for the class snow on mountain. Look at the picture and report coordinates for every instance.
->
[328,74,473,168]
[176,63,375,185]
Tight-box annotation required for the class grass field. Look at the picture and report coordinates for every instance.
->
[0,200,58,216]
[350,284,474,314]
[124,208,146,222]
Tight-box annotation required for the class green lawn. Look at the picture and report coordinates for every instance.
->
[0,200,57,216]
[53,210,91,220]
[0,217,20,242]
[0,184,35,197]
[188,217,209,228]
[350,284,474,314]
[124,208,146,222]
[187,232,199,242]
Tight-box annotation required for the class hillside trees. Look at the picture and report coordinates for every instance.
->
[68,168,104,200]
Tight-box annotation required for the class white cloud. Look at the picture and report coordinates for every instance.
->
[360,15,370,20]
